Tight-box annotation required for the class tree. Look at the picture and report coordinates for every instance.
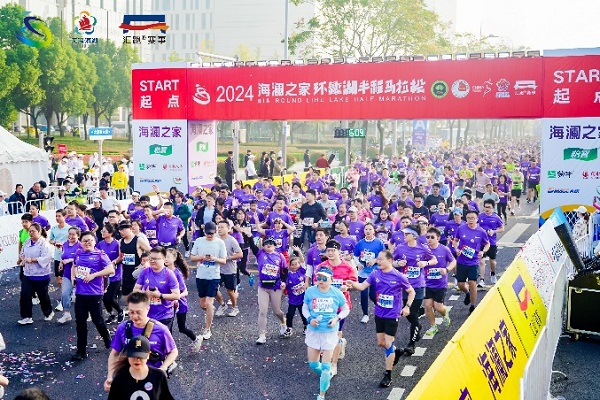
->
[0,48,21,128]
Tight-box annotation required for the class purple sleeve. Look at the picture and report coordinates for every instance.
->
[100,252,112,269]
[110,323,126,352]
[167,269,179,291]
[136,268,147,286]
[366,272,376,286]
[175,270,186,291]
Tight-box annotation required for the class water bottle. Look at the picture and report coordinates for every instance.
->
[316,315,323,325]
[249,273,255,287]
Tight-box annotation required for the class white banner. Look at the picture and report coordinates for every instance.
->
[541,118,600,217]
[133,120,188,195]
[0,211,57,272]
[187,121,217,191]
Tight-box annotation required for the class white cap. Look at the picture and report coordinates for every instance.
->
[576,206,588,214]
[93,197,102,203]
[0,190,6,197]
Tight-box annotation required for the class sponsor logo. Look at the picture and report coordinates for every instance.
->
[74,11,97,35]
[514,80,537,96]
[149,144,173,156]
[564,147,598,161]
[16,12,52,48]
[547,170,573,179]
[496,78,510,98]
[138,163,157,171]
[196,141,209,152]
[471,79,493,96]
[451,79,469,98]
[162,163,183,171]
[512,275,533,318]
[192,84,211,105]
[582,171,600,179]
[547,187,580,194]
[430,80,448,99]
[173,177,182,184]
[140,178,162,183]
[119,15,169,33]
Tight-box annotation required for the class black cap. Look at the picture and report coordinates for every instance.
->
[125,335,151,358]
[118,220,132,230]
[263,236,276,246]
[204,221,217,234]
[325,239,341,250]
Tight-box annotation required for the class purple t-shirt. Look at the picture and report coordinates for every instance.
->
[266,211,294,228]
[286,266,307,306]
[348,220,365,241]
[265,229,290,253]
[425,244,455,289]
[306,244,327,269]
[61,241,82,280]
[156,215,183,247]
[96,239,121,282]
[74,249,112,296]
[430,212,449,241]
[33,214,50,230]
[110,319,176,368]
[478,213,504,246]
[136,267,179,320]
[142,218,158,245]
[333,234,357,257]
[367,268,412,319]
[173,268,188,314]
[454,224,490,266]
[368,195,384,215]
[528,166,541,183]
[65,216,88,232]
[390,230,405,246]
[256,249,286,290]
[307,180,325,193]
[393,243,434,288]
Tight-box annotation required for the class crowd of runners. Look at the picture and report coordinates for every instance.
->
[1,139,541,399]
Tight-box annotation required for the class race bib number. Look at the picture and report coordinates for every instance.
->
[76,266,90,280]
[373,207,381,215]
[302,218,314,226]
[149,297,162,306]
[261,263,278,277]
[311,297,334,313]
[291,282,305,296]
[159,241,172,247]
[426,268,442,280]
[146,229,156,239]
[123,254,136,265]
[462,245,476,259]
[275,238,283,248]
[331,278,343,289]
[377,232,388,241]
[405,266,420,279]
[294,227,302,239]
[377,293,394,308]
[437,226,445,235]
[203,260,216,268]
[360,250,375,262]
[320,220,331,228]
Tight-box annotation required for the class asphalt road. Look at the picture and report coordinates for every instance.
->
[0,202,542,400]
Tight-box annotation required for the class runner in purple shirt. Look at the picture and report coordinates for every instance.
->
[347,249,415,388]
[333,221,358,259]
[429,202,449,245]
[71,231,114,361]
[452,209,490,314]
[96,223,123,325]
[65,203,88,232]
[423,228,455,338]
[478,199,504,287]
[153,203,184,248]
[347,207,365,241]
[134,247,180,329]
[29,204,50,230]
[284,251,308,336]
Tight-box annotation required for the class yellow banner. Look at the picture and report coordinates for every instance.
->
[407,287,529,400]
[496,258,547,356]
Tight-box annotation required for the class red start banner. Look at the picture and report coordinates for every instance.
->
[543,55,600,118]
[131,55,600,121]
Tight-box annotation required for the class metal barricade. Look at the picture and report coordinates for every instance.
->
[5,201,24,215]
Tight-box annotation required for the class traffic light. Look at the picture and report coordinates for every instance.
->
[44,136,54,153]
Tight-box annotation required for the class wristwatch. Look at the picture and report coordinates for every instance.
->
[159,293,163,300]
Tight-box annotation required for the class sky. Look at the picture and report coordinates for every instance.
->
[456,0,599,51]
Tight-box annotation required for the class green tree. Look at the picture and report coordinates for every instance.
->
[0,48,20,128]
[289,0,450,155]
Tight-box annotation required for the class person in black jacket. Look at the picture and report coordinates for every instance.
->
[224,151,236,191]
[259,155,271,177]
[7,184,26,214]
[299,189,327,245]
[193,193,219,237]
[304,149,310,169]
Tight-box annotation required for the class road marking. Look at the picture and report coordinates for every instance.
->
[413,347,426,356]
[387,388,405,400]
[400,365,417,376]
[530,209,539,218]
[421,334,433,340]
[449,295,460,301]
[498,222,529,245]
[496,242,525,248]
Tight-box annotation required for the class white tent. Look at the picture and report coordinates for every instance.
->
[0,126,49,195]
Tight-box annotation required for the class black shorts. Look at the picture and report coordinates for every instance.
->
[483,245,497,260]
[196,278,220,298]
[456,263,478,283]
[54,260,63,278]
[220,274,237,291]
[511,189,522,198]
[527,180,538,189]
[475,191,484,199]
[425,287,447,303]
[374,315,399,336]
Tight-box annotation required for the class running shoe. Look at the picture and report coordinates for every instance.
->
[477,278,485,288]
[17,318,33,325]
[202,329,212,340]
[283,327,293,338]
[338,338,347,360]
[117,312,125,323]
[55,301,63,312]
[404,342,416,356]
[393,348,404,365]
[71,352,88,361]
[424,325,439,338]
[32,297,40,305]
[360,315,369,324]
[379,373,392,388]
[215,304,228,317]
[490,275,498,284]
[57,313,72,324]
[279,321,288,336]
[44,312,54,321]
[317,396,325,400]
[510,210,515,216]
[330,363,338,377]
[442,312,451,328]
[256,333,267,345]
[227,307,240,317]
[105,314,117,325]
[469,305,476,314]
[191,337,203,352]
[463,292,471,305]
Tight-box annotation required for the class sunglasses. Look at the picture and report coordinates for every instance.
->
[315,275,329,282]
[426,235,437,239]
